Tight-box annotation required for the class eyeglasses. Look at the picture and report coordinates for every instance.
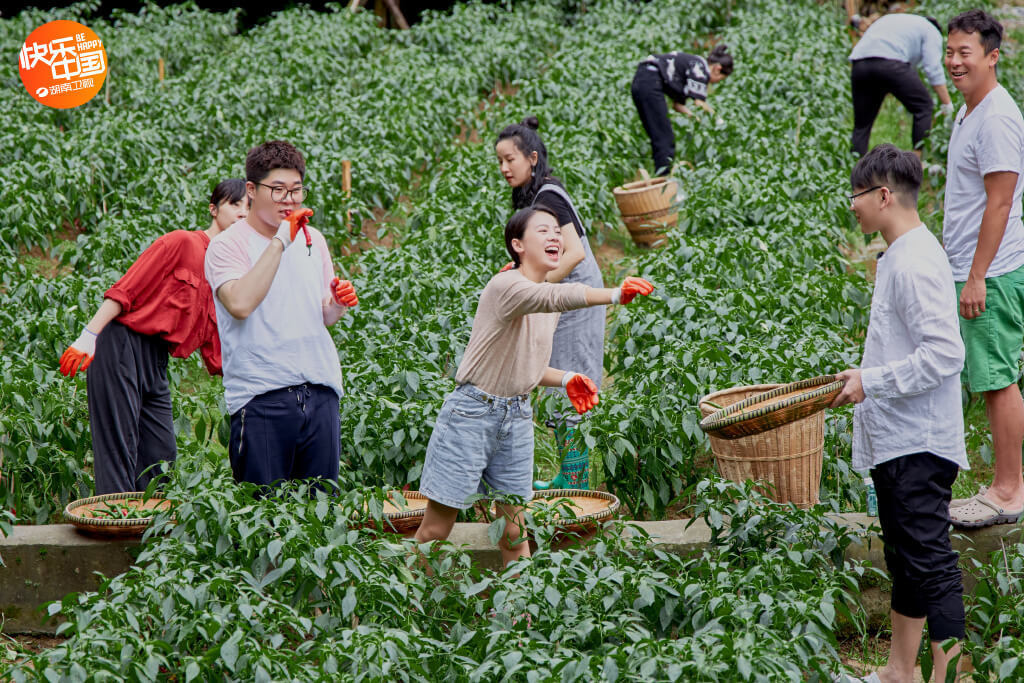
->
[847,185,883,204]
[256,183,310,203]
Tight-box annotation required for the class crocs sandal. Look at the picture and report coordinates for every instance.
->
[951,485,988,508]
[832,672,880,683]
[949,493,1024,529]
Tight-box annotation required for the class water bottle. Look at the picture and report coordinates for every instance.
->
[864,477,878,517]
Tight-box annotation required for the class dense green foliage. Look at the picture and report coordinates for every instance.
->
[2,0,1023,679]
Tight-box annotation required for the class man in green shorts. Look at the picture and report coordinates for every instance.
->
[943,10,1024,528]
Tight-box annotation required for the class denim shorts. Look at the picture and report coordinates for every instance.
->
[420,384,534,510]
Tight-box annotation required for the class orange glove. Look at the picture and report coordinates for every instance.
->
[331,278,358,307]
[286,208,314,241]
[59,328,97,377]
[564,373,599,414]
[499,262,515,272]
[618,276,654,304]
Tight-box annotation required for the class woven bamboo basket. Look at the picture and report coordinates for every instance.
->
[612,172,679,248]
[698,383,827,508]
[488,489,619,535]
[64,492,172,538]
[364,490,429,534]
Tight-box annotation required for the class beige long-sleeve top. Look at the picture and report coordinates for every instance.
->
[455,270,591,397]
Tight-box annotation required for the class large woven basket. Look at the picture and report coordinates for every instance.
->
[64,492,172,538]
[698,383,827,508]
[613,172,679,248]
[364,490,429,534]
[699,376,842,440]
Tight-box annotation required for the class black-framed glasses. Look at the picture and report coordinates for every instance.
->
[256,183,310,203]
[847,185,882,203]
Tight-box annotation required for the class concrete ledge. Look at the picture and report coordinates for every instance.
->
[2,515,1020,634]
[1,526,139,634]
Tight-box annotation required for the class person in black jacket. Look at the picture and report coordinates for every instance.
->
[631,44,733,175]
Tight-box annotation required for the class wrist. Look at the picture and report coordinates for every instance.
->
[610,288,621,305]
[82,328,98,337]
[561,371,576,388]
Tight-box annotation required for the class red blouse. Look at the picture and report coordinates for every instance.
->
[104,230,222,375]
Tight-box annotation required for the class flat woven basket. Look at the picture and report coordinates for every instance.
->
[64,492,172,538]
[699,375,842,440]
[366,490,429,534]
[525,489,620,534]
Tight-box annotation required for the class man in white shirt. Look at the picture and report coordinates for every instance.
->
[833,144,966,683]
[849,13,953,157]
[205,140,359,488]
[942,9,1024,529]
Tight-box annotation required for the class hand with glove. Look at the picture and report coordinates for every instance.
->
[614,276,655,304]
[59,328,98,377]
[275,208,314,249]
[499,262,515,273]
[939,102,955,117]
[563,372,599,414]
[331,278,359,307]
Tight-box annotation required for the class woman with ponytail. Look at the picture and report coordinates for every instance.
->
[631,44,734,175]
[494,116,605,491]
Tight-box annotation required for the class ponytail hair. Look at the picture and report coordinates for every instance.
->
[708,44,734,75]
[210,178,246,207]
[495,116,558,210]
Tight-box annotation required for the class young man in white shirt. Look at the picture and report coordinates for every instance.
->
[833,144,966,683]
[205,140,359,487]
[943,9,1024,528]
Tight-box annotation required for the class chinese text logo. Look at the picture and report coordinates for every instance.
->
[19,20,108,109]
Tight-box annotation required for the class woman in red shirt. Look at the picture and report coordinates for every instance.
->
[59,179,247,494]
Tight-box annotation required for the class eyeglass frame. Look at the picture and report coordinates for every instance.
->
[255,182,311,203]
[847,185,886,204]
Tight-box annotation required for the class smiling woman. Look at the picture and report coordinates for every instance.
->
[414,206,653,570]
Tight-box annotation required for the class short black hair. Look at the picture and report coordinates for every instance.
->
[948,9,1003,54]
[245,140,306,184]
[925,16,942,36]
[850,143,922,208]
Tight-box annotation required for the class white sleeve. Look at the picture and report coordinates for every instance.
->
[861,268,964,399]
[920,32,945,86]
[979,114,1024,177]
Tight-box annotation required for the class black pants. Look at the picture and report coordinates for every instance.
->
[229,383,340,488]
[872,452,965,641]
[851,57,934,156]
[87,321,175,494]
[632,64,674,175]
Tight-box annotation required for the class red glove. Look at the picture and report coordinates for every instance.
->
[59,328,97,377]
[286,208,314,241]
[499,262,515,272]
[331,278,358,307]
[619,276,654,304]
[565,373,599,414]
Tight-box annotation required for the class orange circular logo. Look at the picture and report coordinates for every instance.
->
[19,20,108,109]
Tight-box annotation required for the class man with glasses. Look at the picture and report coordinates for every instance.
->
[942,10,1024,529]
[833,144,966,683]
[205,140,359,488]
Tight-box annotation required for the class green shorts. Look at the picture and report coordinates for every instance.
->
[956,263,1024,393]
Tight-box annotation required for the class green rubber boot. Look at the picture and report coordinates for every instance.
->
[534,425,590,490]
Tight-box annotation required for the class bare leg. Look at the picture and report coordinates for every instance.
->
[877,610,925,683]
[930,639,962,683]
[982,384,1024,510]
[494,503,531,567]
[413,499,459,575]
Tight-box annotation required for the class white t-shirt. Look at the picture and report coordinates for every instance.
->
[204,219,344,414]
[943,84,1024,281]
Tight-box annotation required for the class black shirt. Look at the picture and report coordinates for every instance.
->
[642,51,710,103]
[533,181,585,238]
